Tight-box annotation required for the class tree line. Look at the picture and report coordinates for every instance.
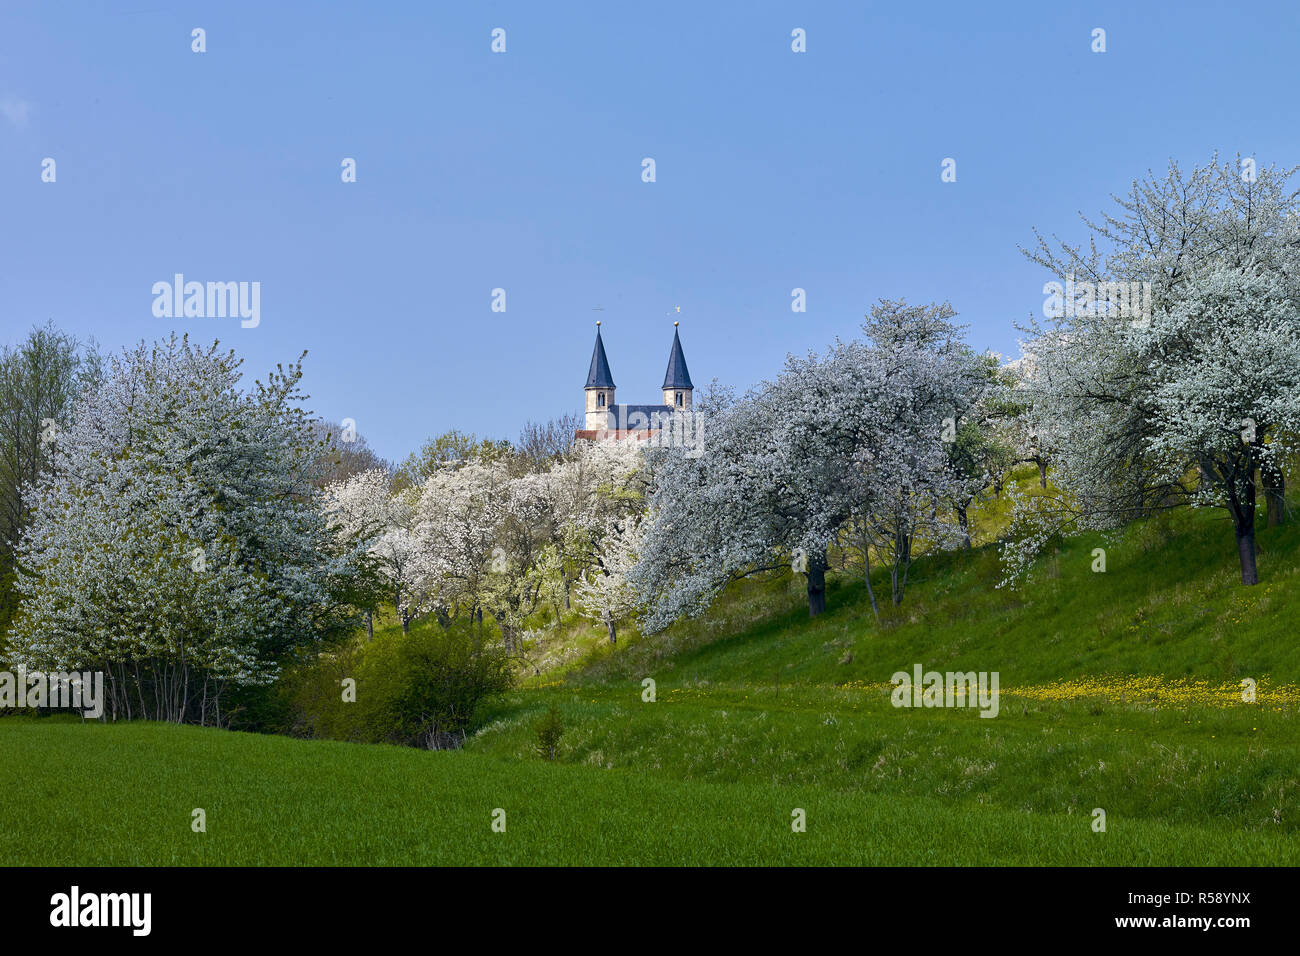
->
[2,153,1296,733]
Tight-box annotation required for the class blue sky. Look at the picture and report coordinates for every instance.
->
[3,1,1298,462]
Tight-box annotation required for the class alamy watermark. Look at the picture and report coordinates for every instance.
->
[50,886,151,936]
[1043,274,1152,323]
[604,407,705,458]
[152,274,260,328]
[890,664,1000,718]
[0,669,104,718]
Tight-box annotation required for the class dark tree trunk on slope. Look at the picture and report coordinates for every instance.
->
[1236,523,1259,585]
[1231,479,1259,586]
[605,617,617,644]
[365,610,373,641]
[891,531,912,606]
[1263,462,1286,528]
[1037,458,1048,489]
[805,551,827,618]
[956,503,971,548]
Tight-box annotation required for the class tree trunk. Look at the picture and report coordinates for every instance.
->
[1234,480,1259,585]
[956,503,971,548]
[1263,462,1285,527]
[365,610,373,641]
[1237,523,1259,585]
[605,617,617,644]
[863,549,880,622]
[805,551,827,617]
[891,532,911,606]
[1037,458,1047,489]
[495,611,513,653]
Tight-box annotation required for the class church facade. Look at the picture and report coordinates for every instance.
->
[575,321,694,442]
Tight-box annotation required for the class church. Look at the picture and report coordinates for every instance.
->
[575,321,694,442]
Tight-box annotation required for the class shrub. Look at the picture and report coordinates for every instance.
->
[534,705,564,760]
[285,624,513,749]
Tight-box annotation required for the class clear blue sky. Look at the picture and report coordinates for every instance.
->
[3,1,1298,462]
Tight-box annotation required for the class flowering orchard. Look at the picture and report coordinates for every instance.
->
[3,158,1295,729]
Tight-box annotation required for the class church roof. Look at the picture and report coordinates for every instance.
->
[586,326,615,389]
[614,403,674,418]
[662,326,693,389]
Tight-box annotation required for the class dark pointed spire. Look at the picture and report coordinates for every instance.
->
[586,322,615,388]
[662,322,693,389]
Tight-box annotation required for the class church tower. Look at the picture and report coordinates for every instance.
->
[584,321,616,430]
[661,321,693,411]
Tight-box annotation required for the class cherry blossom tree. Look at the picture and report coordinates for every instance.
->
[548,437,646,612]
[478,469,558,653]
[1010,157,1300,586]
[632,301,985,629]
[323,468,433,635]
[414,459,510,629]
[573,516,641,644]
[6,336,358,723]
[847,301,988,606]
[321,467,395,638]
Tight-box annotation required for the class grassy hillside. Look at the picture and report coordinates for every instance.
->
[463,500,1300,861]
[570,511,1300,690]
[4,485,1299,865]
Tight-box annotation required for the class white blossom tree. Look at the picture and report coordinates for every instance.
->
[5,336,358,723]
[1010,157,1300,586]
[414,459,510,629]
[849,300,988,606]
[322,467,398,638]
[573,515,642,644]
[548,437,645,612]
[478,468,558,653]
[632,302,985,630]
[1144,269,1300,581]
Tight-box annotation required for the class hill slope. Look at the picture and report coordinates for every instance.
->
[4,499,1299,865]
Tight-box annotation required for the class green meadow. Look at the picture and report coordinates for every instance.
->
[4,477,1299,866]
[1,717,1293,866]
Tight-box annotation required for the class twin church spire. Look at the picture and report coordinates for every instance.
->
[582,321,694,434]
[662,324,693,391]
[585,322,616,389]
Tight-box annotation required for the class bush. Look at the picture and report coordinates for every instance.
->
[285,624,513,749]
[534,705,564,760]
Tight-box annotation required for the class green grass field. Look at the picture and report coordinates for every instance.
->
[1,719,1294,865]
[4,481,1299,865]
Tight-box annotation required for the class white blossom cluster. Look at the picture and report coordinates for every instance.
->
[1006,156,1300,586]
[323,436,647,648]
[6,337,358,720]
[631,300,990,631]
